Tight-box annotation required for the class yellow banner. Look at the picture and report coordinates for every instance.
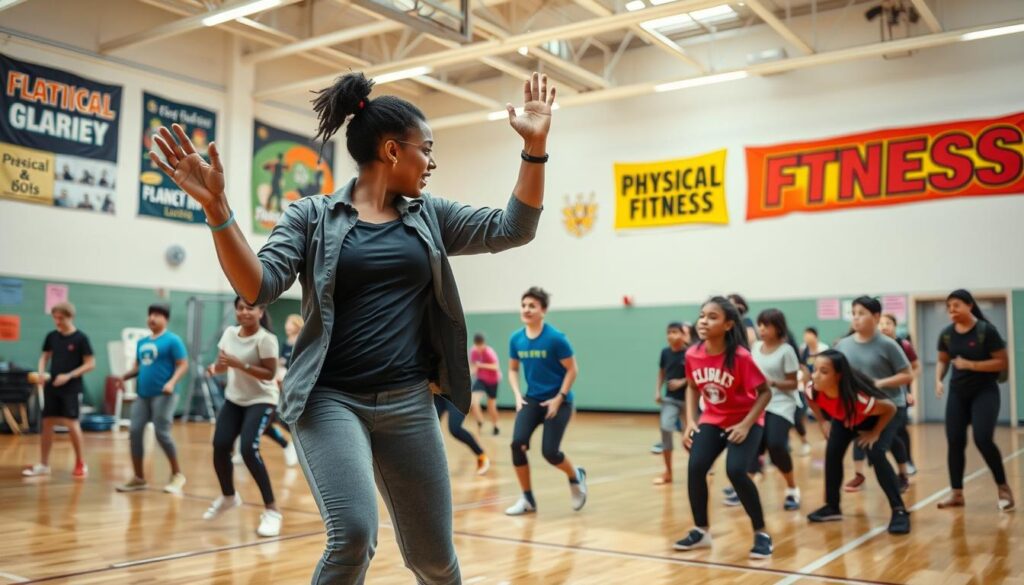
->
[614,149,728,230]
[0,143,55,205]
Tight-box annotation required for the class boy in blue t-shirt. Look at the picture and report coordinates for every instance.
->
[117,304,189,495]
[505,287,587,516]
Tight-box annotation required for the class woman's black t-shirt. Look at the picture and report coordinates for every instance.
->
[938,320,1005,392]
[317,219,433,393]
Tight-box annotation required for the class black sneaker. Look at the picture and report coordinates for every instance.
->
[888,508,911,534]
[807,505,843,522]
[749,532,773,559]
[899,474,910,493]
[673,528,712,551]
[492,427,500,436]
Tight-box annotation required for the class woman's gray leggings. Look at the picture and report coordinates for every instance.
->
[292,382,461,585]
[129,393,178,461]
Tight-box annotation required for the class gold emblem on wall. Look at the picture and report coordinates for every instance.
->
[562,192,598,238]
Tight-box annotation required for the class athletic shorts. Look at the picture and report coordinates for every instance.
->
[472,379,499,399]
[43,388,80,419]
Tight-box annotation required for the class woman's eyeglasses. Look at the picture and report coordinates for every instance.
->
[396,140,434,159]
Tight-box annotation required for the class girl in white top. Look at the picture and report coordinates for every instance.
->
[204,297,282,537]
[751,309,801,511]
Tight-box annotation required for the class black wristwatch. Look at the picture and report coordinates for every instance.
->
[521,150,549,164]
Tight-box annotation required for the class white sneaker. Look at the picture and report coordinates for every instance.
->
[22,463,51,477]
[257,510,283,537]
[571,467,588,511]
[505,496,537,516]
[203,494,242,520]
[283,442,298,467]
[799,443,812,457]
[232,452,243,465]
[163,473,187,494]
[117,477,148,492]
[674,527,713,551]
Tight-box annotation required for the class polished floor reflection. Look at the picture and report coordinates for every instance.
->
[1,411,1021,584]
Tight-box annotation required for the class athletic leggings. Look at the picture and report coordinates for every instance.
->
[688,423,766,531]
[212,400,276,506]
[510,396,572,467]
[826,416,904,511]
[434,394,483,456]
[853,407,909,466]
[263,419,289,448]
[129,394,178,462]
[749,412,793,474]
[793,402,808,438]
[896,421,913,465]
[946,384,1006,490]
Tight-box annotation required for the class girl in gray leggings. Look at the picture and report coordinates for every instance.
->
[150,70,557,584]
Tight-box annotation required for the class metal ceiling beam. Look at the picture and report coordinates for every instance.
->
[571,0,706,73]
[256,0,724,98]
[908,0,943,33]
[0,0,31,12]
[429,18,1024,130]
[745,0,815,54]
[243,20,403,64]
[102,0,304,54]
[473,18,609,89]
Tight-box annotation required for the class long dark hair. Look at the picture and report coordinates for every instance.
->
[312,72,427,165]
[756,308,799,356]
[701,296,748,370]
[234,296,272,332]
[817,349,889,426]
[947,289,988,322]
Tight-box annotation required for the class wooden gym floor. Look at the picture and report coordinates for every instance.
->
[1,411,1021,584]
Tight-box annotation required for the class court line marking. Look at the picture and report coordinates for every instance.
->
[452,465,667,512]
[17,531,325,584]
[449,530,902,585]
[773,446,1024,585]
[0,571,30,583]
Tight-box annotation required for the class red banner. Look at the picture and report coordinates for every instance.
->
[746,112,1024,220]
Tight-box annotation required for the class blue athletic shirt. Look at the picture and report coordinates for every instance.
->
[509,323,574,402]
[136,331,188,398]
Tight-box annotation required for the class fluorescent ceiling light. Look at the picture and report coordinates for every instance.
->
[374,66,433,84]
[202,0,283,27]
[960,22,1024,41]
[641,13,696,34]
[625,1,646,12]
[654,70,749,92]
[689,5,736,21]
[518,46,529,56]
[650,0,677,5]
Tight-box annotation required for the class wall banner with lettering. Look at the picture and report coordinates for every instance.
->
[138,92,216,224]
[251,120,335,234]
[0,55,122,214]
[614,149,729,230]
[746,111,1024,220]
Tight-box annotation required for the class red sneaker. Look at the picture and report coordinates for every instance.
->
[72,461,88,479]
[843,472,865,493]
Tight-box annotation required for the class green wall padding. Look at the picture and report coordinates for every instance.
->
[0,275,300,413]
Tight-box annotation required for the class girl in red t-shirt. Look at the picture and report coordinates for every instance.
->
[804,349,910,534]
[674,297,773,559]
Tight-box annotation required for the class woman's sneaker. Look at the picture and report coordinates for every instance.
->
[673,528,712,551]
[257,510,283,537]
[72,461,88,479]
[505,496,537,516]
[283,442,299,467]
[888,508,911,534]
[163,473,187,494]
[784,489,801,511]
[807,505,843,522]
[723,486,741,507]
[117,477,148,492]
[203,494,242,520]
[750,532,773,559]
[570,468,588,511]
[22,463,51,477]
[476,454,491,476]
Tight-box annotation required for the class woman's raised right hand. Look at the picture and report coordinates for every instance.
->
[149,123,226,210]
